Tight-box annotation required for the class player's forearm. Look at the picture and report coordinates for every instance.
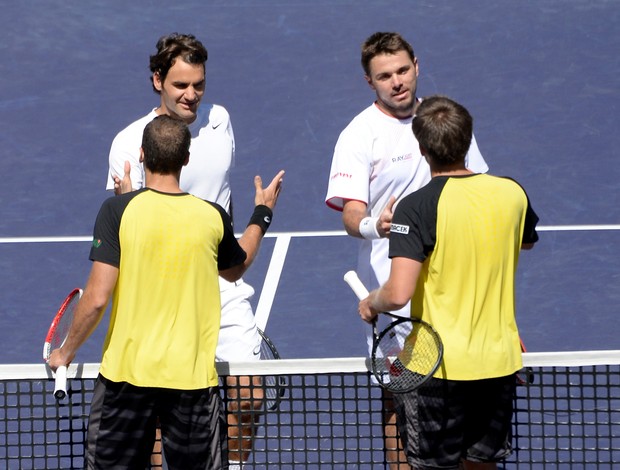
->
[372,258,421,312]
[342,211,365,238]
[59,298,106,363]
[342,201,368,238]
[220,205,272,281]
[236,224,265,272]
[370,285,409,313]
[343,198,394,239]
[59,262,117,363]
[359,287,404,324]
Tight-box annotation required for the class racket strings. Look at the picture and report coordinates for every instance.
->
[401,325,442,374]
[50,313,73,350]
[44,291,81,360]
[373,321,442,393]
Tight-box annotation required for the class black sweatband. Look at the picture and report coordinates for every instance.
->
[247,205,273,234]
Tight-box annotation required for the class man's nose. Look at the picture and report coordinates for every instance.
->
[186,86,198,101]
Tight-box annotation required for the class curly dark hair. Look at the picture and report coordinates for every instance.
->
[149,33,208,94]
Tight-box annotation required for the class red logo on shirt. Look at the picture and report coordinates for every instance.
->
[330,172,353,180]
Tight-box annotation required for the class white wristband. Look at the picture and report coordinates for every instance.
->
[359,216,381,240]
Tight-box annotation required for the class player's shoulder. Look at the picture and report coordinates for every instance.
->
[345,103,380,127]
[204,199,228,215]
[397,177,448,213]
[336,105,375,147]
[209,103,230,117]
[179,194,228,217]
[111,111,157,145]
[99,188,148,217]
[467,174,531,205]
[496,175,533,200]
[339,103,400,138]
[112,187,148,203]
[483,173,525,190]
[194,103,231,129]
[197,198,230,228]
[412,176,448,198]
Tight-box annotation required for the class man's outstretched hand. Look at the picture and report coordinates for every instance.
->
[254,170,285,209]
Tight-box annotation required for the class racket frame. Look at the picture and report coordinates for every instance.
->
[370,313,443,393]
[344,270,444,394]
[43,288,82,400]
[257,328,286,411]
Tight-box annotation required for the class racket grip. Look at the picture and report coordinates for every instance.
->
[54,365,67,400]
[344,271,370,300]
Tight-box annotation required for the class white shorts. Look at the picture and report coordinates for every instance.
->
[215,277,262,362]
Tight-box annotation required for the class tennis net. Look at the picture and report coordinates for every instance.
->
[1,351,619,469]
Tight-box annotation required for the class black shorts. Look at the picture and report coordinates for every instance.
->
[86,374,228,470]
[393,374,516,469]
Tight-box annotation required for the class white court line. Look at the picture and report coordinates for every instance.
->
[1,225,619,334]
[0,231,344,244]
[254,234,291,331]
[0,236,92,243]
[536,225,620,232]
[1,224,620,244]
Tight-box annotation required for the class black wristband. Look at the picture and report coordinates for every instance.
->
[247,205,273,234]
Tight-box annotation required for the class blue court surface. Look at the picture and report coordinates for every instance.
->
[0,1,619,365]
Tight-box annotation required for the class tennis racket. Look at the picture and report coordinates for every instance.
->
[258,328,286,411]
[343,271,443,394]
[43,288,82,400]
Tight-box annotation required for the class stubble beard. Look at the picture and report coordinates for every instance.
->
[382,93,415,119]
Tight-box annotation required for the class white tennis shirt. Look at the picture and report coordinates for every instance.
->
[326,103,488,316]
[106,104,235,213]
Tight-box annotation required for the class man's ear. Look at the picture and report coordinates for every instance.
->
[183,151,190,167]
[153,72,163,92]
[364,75,376,91]
[139,148,145,163]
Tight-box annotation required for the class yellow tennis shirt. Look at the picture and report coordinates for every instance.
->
[390,174,539,381]
[90,189,246,389]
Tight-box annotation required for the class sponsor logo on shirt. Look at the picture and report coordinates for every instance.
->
[92,238,102,248]
[330,172,353,180]
[391,223,409,235]
[392,153,413,163]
